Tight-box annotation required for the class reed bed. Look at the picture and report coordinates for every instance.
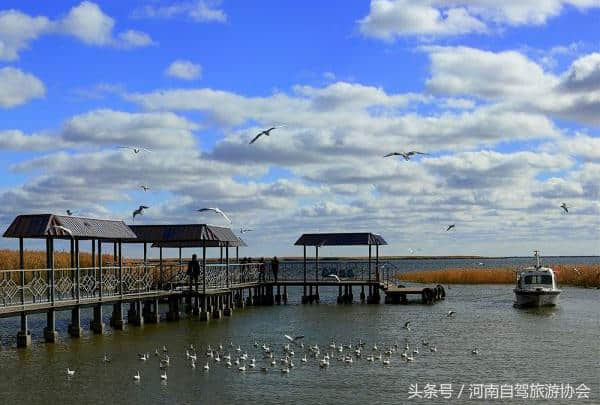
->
[0,249,118,269]
[396,264,600,288]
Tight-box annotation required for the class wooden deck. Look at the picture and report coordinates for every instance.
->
[384,284,446,304]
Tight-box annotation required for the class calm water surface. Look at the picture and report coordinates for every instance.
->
[0,279,598,404]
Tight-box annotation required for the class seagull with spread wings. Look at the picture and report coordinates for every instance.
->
[249,125,286,144]
[560,202,569,213]
[140,185,150,192]
[119,146,152,154]
[446,224,455,231]
[240,228,253,234]
[52,225,73,238]
[197,207,232,223]
[383,151,429,160]
[133,205,149,221]
[327,274,341,283]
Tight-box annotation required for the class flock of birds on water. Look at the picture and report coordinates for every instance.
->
[63,311,481,383]
[60,125,572,236]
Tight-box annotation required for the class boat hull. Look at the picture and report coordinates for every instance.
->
[513,290,560,308]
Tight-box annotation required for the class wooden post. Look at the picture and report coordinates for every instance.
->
[303,245,307,295]
[113,242,117,266]
[143,242,148,291]
[75,239,80,302]
[368,244,372,297]
[118,241,123,298]
[236,246,239,262]
[202,243,206,294]
[376,244,379,283]
[19,237,24,305]
[70,238,75,299]
[226,242,230,288]
[91,239,96,296]
[98,240,103,299]
[159,246,163,288]
[49,238,54,305]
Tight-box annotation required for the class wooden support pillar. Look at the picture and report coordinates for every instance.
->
[283,285,287,304]
[159,247,163,288]
[226,243,230,288]
[98,240,103,299]
[315,246,320,302]
[75,239,80,302]
[110,303,124,330]
[118,241,123,298]
[91,304,104,334]
[144,298,160,323]
[276,285,281,305]
[68,306,83,338]
[202,244,206,293]
[17,312,31,348]
[128,300,144,326]
[302,245,308,303]
[44,237,58,343]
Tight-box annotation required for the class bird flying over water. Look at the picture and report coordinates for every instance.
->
[52,225,73,237]
[327,274,341,283]
[140,185,150,192]
[560,202,569,213]
[66,210,73,216]
[133,205,149,221]
[249,125,286,144]
[119,146,152,154]
[284,335,304,342]
[403,321,411,331]
[446,224,455,231]
[383,151,429,160]
[197,207,232,223]
[447,310,456,317]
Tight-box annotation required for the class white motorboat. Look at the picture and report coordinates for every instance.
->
[514,251,561,308]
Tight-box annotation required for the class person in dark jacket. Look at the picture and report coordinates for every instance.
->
[272,256,279,282]
[187,254,201,292]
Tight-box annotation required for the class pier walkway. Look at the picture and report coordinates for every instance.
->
[0,214,443,348]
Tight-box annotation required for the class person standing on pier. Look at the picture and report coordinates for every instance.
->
[187,254,201,292]
[272,256,279,282]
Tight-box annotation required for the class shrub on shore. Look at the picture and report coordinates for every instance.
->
[395,264,600,288]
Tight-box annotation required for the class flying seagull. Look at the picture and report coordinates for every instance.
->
[383,151,429,160]
[52,225,73,238]
[284,335,304,342]
[197,207,232,223]
[119,146,152,154]
[447,310,456,317]
[249,125,286,144]
[327,274,341,283]
[560,202,569,213]
[140,185,150,192]
[240,228,253,234]
[133,205,149,221]
[66,210,73,216]
[403,321,411,331]
[446,224,455,231]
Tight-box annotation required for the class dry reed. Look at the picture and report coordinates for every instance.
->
[396,264,600,288]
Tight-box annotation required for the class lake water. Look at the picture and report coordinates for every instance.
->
[0,259,598,404]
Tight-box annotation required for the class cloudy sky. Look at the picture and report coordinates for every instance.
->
[0,1,598,257]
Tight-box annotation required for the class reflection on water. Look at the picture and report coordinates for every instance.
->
[0,285,598,404]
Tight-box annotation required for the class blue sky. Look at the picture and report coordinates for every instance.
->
[0,1,598,257]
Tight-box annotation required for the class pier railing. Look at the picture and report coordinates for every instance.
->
[0,265,159,309]
[161,262,262,291]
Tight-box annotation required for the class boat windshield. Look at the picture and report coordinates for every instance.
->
[524,274,553,284]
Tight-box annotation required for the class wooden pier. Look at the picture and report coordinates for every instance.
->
[383,284,446,304]
[0,216,446,349]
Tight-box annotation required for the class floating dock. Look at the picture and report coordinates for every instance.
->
[384,284,446,304]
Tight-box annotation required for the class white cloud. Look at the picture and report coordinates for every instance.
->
[359,0,600,40]
[0,2,153,60]
[166,60,202,80]
[0,10,50,61]
[424,46,600,125]
[0,130,59,151]
[133,0,227,23]
[0,67,45,107]
[359,0,487,40]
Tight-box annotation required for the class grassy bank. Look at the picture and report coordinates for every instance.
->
[395,264,600,288]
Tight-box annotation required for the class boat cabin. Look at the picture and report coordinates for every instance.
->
[516,267,558,290]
